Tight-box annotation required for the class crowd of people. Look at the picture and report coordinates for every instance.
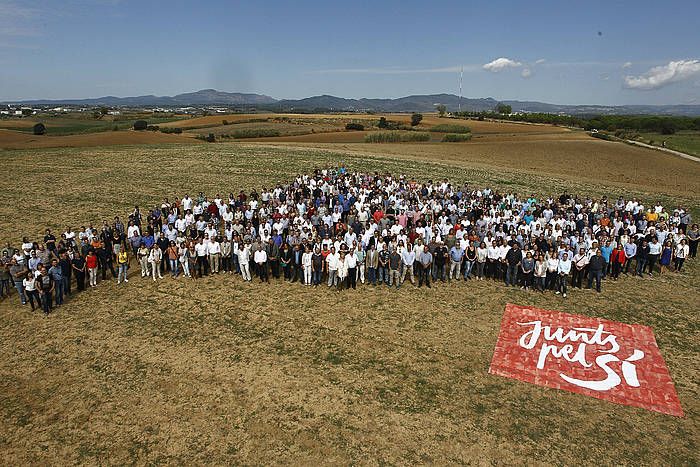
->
[1,166,697,315]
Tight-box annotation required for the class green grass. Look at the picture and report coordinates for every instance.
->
[636,131,700,157]
[6,116,185,136]
[442,133,473,142]
[230,128,281,139]
[364,131,431,143]
[429,124,472,133]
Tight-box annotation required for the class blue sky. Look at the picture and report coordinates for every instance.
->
[1,0,699,105]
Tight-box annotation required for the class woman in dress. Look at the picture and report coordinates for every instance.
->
[659,240,673,275]
[187,243,197,279]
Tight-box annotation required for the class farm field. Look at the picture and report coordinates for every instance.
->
[0,112,585,150]
[636,130,700,157]
[251,134,700,199]
[0,115,185,136]
[0,143,698,465]
[0,128,201,149]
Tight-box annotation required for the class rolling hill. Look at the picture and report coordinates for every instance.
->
[4,90,700,116]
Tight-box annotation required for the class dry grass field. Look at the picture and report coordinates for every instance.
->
[0,113,577,149]
[0,128,201,149]
[0,141,698,464]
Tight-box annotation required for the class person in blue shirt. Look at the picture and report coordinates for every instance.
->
[448,244,464,281]
[623,241,637,274]
[142,234,155,249]
[600,240,613,277]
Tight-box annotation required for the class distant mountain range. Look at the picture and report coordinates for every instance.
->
[4,89,700,116]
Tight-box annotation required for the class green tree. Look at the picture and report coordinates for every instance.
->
[378,116,388,129]
[411,113,423,126]
[32,123,46,135]
[133,120,148,131]
[435,104,447,117]
[495,103,512,115]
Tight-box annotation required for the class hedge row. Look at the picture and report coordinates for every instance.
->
[429,124,471,133]
[442,133,472,142]
[364,131,430,143]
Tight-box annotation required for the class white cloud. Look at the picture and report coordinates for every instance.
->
[483,57,522,72]
[535,58,546,65]
[624,59,700,90]
[622,61,632,69]
[521,68,532,78]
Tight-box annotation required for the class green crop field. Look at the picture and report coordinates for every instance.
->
[636,130,700,157]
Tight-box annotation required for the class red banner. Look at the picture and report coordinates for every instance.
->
[489,304,683,417]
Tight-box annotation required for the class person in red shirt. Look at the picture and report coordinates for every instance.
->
[207,202,218,219]
[610,245,626,280]
[373,208,384,224]
[85,250,99,287]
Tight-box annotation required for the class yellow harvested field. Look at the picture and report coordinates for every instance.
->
[246,134,700,199]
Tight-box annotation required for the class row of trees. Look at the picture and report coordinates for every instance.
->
[452,111,700,135]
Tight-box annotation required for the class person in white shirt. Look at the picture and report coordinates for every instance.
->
[181,195,193,212]
[344,248,358,289]
[400,243,416,286]
[336,252,348,290]
[326,247,339,288]
[556,252,571,298]
[127,223,140,240]
[647,237,662,275]
[546,254,559,291]
[302,246,313,285]
[674,238,690,272]
[208,238,221,273]
[236,241,252,281]
[486,241,501,280]
[64,227,76,246]
[253,247,268,282]
[194,238,209,277]
[148,245,163,281]
[475,242,488,280]
[174,216,187,233]
[572,248,588,288]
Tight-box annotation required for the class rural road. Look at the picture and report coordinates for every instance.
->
[624,139,700,163]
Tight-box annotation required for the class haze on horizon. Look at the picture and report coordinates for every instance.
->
[1,0,699,106]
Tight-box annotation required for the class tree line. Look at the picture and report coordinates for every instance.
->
[452,109,700,135]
